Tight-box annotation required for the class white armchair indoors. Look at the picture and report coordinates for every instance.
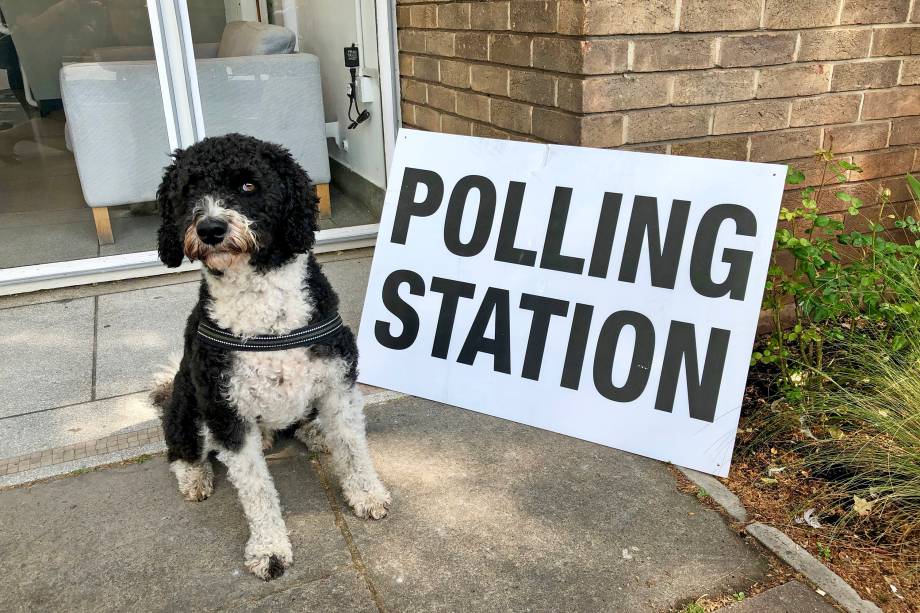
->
[60,22,331,245]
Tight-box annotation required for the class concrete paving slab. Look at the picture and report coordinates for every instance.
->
[0,391,156,459]
[95,283,199,398]
[224,570,377,612]
[724,580,839,612]
[333,397,771,612]
[0,298,94,418]
[321,255,372,332]
[0,442,357,612]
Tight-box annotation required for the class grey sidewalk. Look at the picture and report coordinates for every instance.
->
[0,249,374,465]
[1,396,791,613]
[0,252,844,612]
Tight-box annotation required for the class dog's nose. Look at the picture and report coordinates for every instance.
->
[196,218,228,245]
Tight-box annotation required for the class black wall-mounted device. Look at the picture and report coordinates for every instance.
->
[344,43,370,130]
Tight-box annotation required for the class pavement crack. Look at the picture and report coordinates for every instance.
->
[313,456,388,613]
[90,295,99,401]
[0,388,150,421]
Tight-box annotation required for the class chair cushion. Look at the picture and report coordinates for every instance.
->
[217,22,296,58]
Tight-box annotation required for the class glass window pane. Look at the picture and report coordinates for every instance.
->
[187,0,386,231]
[0,0,172,268]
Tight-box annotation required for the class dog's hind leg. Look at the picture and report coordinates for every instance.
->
[259,424,275,451]
[217,425,293,581]
[293,409,329,454]
[162,369,214,502]
[170,459,214,502]
[316,382,391,520]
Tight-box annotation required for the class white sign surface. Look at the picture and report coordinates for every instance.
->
[357,130,784,476]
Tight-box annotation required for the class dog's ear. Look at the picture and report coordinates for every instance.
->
[156,151,187,268]
[273,147,318,254]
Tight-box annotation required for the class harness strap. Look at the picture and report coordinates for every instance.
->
[196,313,344,352]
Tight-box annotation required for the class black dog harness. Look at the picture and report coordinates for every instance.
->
[196,313,344,351]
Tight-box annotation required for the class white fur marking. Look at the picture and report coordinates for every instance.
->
[217,427,293,580]
[170,459,214,502]
[317,384,391,519]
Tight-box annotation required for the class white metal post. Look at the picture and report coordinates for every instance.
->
[147,0,206,148]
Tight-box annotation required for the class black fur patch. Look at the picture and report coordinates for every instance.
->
[265,555,286,580]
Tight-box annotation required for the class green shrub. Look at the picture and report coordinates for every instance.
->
[750,149,920,545]
[755,149,920,395]
[757,302,920,544]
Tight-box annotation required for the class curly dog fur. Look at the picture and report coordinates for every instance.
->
[151,134,389,581]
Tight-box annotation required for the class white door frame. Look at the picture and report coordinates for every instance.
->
[0,0,401,297]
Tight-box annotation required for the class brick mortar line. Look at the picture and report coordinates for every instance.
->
[402,50,600,79]
[405,85,920,150]
[407,114,920,166]
[396,23,920,38]
[401,51,917,81]
[402,70,919,120]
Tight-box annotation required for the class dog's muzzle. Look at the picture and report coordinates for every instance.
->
[183,196,258,270]
[196,218,228,246]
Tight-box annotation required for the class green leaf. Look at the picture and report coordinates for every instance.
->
[838,160,861,171]
[907,173,920,201]
[786,167,806,185]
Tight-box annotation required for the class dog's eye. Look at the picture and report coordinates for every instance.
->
[240,182,257,193]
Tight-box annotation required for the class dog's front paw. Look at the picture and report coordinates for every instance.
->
[346,485,392,520]
[171,460,214,502]
[244,538,293,581]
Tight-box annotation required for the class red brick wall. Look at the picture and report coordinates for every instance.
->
[395,0,920,217]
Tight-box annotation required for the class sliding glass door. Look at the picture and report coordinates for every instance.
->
[0,0,176,267]
[0,0,398,294]
[182,0,389,232]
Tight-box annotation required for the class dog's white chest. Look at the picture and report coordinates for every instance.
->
[204,254,339,429]
[226,349,335,429]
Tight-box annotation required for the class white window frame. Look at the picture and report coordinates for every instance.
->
[0,0,400,297]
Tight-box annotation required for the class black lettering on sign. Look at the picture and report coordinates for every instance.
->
[655,321,731,423]
[495,181,537,267]
[519,293,569,381]
[374,269,425,350]
[457,287,512,374]
[430,276,477,359]
[593,310,656,402]
[618,196,691,289]
[443,175,497,257]
[391,168,444,244]
[560,303,594,390]
[587,192,623,279]
[540,187,585,275]
[690,204,757,301]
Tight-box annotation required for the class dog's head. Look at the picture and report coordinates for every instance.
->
[156,133,318,272]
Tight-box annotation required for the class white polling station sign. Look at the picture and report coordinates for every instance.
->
[357,129,785,476]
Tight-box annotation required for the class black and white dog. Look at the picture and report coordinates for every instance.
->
[150,134,390,581]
